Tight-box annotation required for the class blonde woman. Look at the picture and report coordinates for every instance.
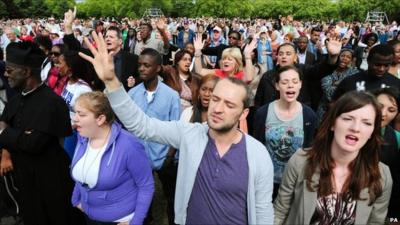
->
[71,92,154,225]
[193,34,257,82]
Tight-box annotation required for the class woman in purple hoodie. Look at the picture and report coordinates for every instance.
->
[70,91,154,225]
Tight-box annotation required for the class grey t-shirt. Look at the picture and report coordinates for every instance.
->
[265,101,304,183]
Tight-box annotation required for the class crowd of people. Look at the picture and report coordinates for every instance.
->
[0,7,400,225]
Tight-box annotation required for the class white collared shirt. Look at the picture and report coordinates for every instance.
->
[297,51,306,64]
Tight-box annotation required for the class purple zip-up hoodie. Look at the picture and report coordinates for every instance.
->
[71,122,154,225]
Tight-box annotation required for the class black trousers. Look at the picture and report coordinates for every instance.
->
[144,163,178,225]
[85,214,118,225]
[14,151,76,225]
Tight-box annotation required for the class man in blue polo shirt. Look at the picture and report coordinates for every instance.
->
[128,48,180,225]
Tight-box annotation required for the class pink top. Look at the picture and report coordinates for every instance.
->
[215,69,245,80]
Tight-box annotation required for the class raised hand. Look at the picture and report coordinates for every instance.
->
[127,76,135,88]
[326,36,342,56]
[193,34,205,52]
[156,17,166,32]
[64,6,76,27]
[63,6,76,34]
[244,37,257,57]
[79,31,120,89]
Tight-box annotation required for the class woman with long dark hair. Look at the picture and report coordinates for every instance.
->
[274,91,392,224]
[373,88,400,222]
[162,49,198,111]
[123,28,137,54]
[180,74,219,123]
[58,50,93,159]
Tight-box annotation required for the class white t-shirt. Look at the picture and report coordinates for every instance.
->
[72,141,108,188]
[180,106,207,124]
[61,80,92,121]
[180,106,193,122]
[146,90,155,103]
[297,52,306,64]
[72,141,135,222]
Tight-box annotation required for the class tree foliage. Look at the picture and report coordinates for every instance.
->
[0,0,399,21]
[44,0,75,17]
[76,0,172,18]
[337,0,400,21]
[192,0,254,18]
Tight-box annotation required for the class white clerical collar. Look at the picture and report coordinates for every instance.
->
[22,82,44,96]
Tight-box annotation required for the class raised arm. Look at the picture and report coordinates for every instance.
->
[79,31,184,148]
[156,18,170,51]
[63,7,81,51]
[243,38,257,82]
[193,34,216,76]
[326,36,342,65]
[302,36,342,82]
[63,7,76,35]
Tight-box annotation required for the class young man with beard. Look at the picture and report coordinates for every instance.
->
[128,48,180,225]
[80,31,274,225]
[0,41,76,225]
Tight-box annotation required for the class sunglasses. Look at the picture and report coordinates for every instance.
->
[228,36,238,40]
[50,52,61,56]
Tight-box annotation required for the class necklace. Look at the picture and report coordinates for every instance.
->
[81,146,103,188]
[81,128,111,188]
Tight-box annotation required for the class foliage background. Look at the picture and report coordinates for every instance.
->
[1,0,399,22]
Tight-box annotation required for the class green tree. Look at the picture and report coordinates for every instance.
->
[30,0,51,17]
[44,0,74,17]
[170,0,195,17]
[338,0,400,21]
[253,0,337,20]
[76,0,172,18]
[1,0,399,21]
[193,0,253,18]
[0,1,10,18]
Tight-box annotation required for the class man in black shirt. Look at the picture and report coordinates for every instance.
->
[332,44,400,101]
[106,26,139,90]
[0,41,76,225]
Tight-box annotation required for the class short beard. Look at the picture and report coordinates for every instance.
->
[210,122,238,134]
